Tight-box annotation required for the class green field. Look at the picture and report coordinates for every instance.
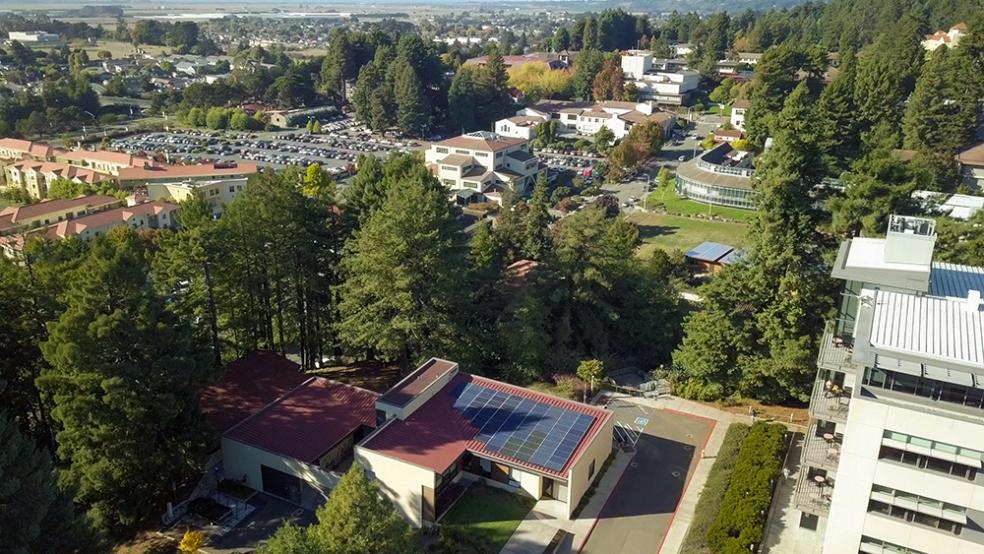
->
[628,212,750,256]
[645,180,756,222]
[70,39,168,59]
[441,485,535,553]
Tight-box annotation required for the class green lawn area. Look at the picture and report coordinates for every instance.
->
[628,212,750,256]
[441,484,535,553]
[645,180,756,222]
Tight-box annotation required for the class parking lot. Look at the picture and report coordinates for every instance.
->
[109,116,425,175]
[581,398,714,554]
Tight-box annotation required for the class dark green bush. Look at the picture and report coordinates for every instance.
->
[681,423,751,554]
[706,422,788,554]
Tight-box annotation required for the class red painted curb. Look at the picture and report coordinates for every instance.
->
[576,408,717,554]
[656,416,717,554]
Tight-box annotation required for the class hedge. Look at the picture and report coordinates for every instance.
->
[681,423,751,554]
[706,422,788,554]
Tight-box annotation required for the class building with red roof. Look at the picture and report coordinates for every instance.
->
[357,358,613,526]
[221,377,379,509]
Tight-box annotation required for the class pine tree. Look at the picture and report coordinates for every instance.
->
[815,47,860,172]
[336,164,467,371]
[474,50,511,129]
[0,414,102,554]
[552,27,571,52]
[572,49,605,101]
[903,47,979,154]
[522,175,552,260]
[447,67,476,134]
[38,228,214,533]
[393,63,428,136]
[582,17,598,51]
[855,19,923,137]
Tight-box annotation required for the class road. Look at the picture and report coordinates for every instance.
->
[580,399,714,554]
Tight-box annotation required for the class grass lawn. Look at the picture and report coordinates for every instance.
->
[645,181,756,222]
[441,484,535,553]
[71,39,168,59]
[628,212,750,256]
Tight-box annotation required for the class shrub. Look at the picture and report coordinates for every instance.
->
[680,424,750,553]
[706,422,788,554]
[676,378,723,401]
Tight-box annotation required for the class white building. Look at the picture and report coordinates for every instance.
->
[922,23,968,51]
[424,131,545,197]
[7,31,62,44]
[620,52,699,106]
[730,98,750,131]
[796,214,984,554]
[496,100,676,143]
[146,177,248,215]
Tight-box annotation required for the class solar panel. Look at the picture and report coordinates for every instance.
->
[452,381,596,473]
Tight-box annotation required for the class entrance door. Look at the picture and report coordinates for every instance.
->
[261,465,302,504]
[544,479,555,499]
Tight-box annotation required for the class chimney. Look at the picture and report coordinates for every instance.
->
[965,290,982,313]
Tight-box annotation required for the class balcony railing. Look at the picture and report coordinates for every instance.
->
[794,471,833,517]
[817,323,857,373]
[801,424,842,472]
[809,378,851,423]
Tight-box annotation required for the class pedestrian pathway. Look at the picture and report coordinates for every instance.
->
[499,449,634,554]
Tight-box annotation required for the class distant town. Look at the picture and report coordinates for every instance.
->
[1,2,983,554]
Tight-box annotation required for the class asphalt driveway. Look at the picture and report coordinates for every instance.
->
[580,400,714,554]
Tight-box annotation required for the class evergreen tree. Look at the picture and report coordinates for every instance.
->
[674,82,834,403]
[582,17,599,51]
[264,466,413,554]
[336,164,467,371]
[552,27,571,52]
[744,42,824,147]
[855,19,923,138]
[0,414,102,554]
[447,67,476,134]
[352,61,383,127]
[815,47,860,172]
[903,46,979,154]
[571,49,605,100]
[522,175,552,260]
[393,63,428,136]
[38,228,214,533]
[474,50,512,129]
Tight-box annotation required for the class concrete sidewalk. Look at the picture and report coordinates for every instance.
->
[501,394,749,554]
[500,448,634,554]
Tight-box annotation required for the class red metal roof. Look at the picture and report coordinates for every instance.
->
[226,377,379,463]
[362,373,611,478]
[200,350,310,434]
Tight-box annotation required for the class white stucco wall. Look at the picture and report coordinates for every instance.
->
[220,437,338,499]
[355,445,436,527]
[823,397,984,554]
[566,414,615,518]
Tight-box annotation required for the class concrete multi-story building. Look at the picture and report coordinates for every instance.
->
[796,214,984,554]
[56,149,149,177]
[620,51,699,106]
[424,131,545,197]
[496,100,676,143]
[7,31,62,45]
[675,143,757,210]
[730,99,750,131]
[4,160,108,199]
[117,161,258,187]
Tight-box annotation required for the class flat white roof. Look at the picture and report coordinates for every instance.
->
[844,237,930,274]
[868,289,984,370]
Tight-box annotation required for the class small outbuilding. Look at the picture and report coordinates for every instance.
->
[685,241,743,274]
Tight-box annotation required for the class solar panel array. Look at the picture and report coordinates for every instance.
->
[452,381,595,472]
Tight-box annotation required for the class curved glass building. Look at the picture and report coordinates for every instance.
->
[675,143,757,210]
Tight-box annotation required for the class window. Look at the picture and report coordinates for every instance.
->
[799,513,819,530]
[229,186,235,193]
[588,460,596,479]
[435,147,448,154]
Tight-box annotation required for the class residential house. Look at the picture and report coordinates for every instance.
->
[737,52,764,65]
[620,51,700,106]
[671,43,694,57]
[43,200,177,242]
[713,129,743,144]
[922,23,968,51]
[424,131,545,196]
[798,215,984,554]
[499,100,677,143]
[730,98,750,131]
[957,142,984,190]
[146,177,248,215]
[357,358,614,526]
